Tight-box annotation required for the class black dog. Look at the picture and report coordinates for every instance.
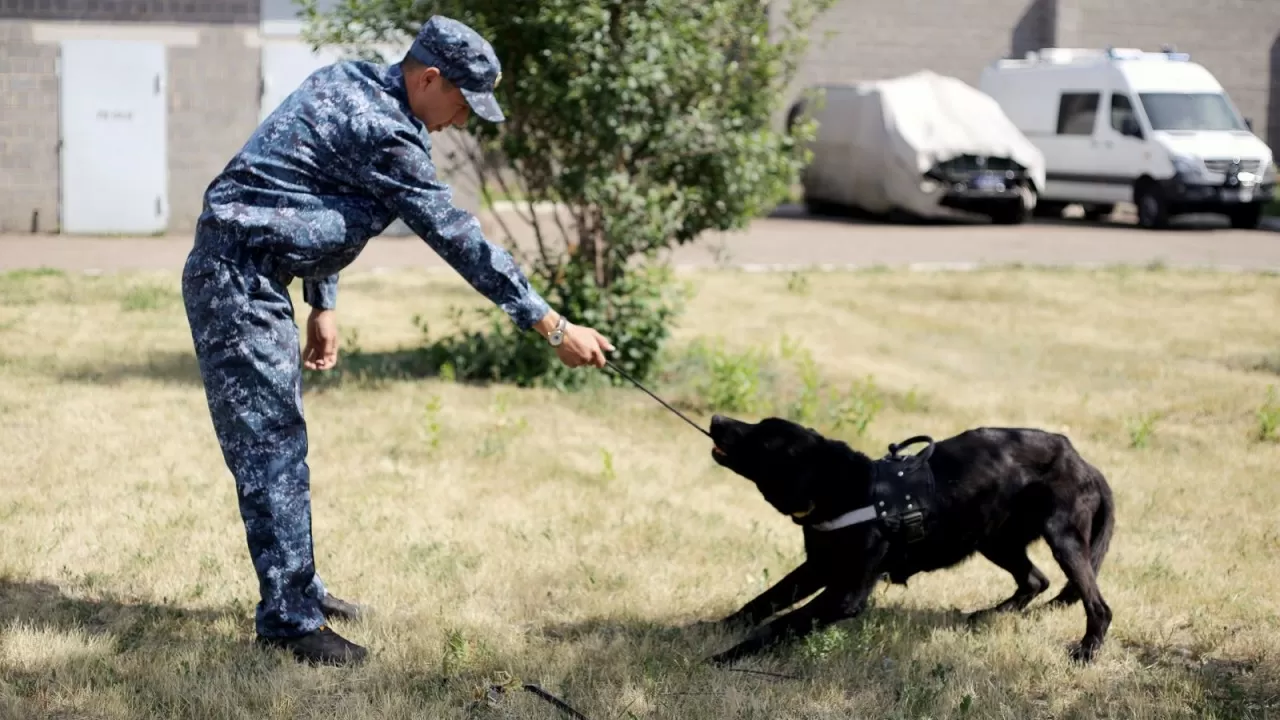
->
[703,414,1115,665]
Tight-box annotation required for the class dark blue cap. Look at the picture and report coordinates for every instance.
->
[407,15,505,123]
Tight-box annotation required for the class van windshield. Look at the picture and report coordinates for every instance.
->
[1137,92,1247,132]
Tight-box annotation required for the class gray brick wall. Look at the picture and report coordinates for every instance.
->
[1056,0,1280,152]
[778,0,1054,117]
[0,21,60,233]
[0,0,257,24]
[0,18,477,235]
[782,0,1280,152]
[167,25,261,232]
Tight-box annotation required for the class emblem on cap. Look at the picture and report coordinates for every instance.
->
[494,71,502,89]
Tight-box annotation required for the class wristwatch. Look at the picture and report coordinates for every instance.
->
[546,315,568,347]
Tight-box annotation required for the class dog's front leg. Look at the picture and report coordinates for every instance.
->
[705,581,868,666]
[708,550,886,666]
[714,560,824,631]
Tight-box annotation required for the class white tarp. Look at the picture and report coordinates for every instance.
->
[800,70,1046,218]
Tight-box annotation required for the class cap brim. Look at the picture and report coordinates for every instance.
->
[460,88,505,123]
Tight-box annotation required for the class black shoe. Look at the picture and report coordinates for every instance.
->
[319,594,368,622]
[256,625,368,666]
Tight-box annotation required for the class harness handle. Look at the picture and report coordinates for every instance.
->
[887,435,936,462]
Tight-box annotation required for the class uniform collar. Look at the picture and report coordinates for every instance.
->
[383,62,424,131]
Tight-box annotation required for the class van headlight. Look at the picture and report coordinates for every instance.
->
[1172,155,1203,178]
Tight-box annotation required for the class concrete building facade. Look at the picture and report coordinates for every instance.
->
[2,0,1276,235]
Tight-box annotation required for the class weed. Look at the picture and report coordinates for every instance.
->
[600,448,616,482]
[799,626,850,661]
[1128,411,1161,449]
[785,271,811,296]
[781,337,822,424]
[688,339,764,413]
[1257,385,1280,442]
[424,395,443,451]
[833,375,884,437]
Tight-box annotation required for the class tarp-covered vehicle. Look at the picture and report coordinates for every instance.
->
[789,70,1046,224]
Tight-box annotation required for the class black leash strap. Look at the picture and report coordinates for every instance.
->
[487,683,594,720]
[605,360,712,440]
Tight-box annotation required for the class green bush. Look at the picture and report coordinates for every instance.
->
[419,262,685,390]
[301,0,834,389]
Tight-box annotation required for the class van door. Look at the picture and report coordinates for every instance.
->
[1088,91,1150,204]
[1040,91,1113,204]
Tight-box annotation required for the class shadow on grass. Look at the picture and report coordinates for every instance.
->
[0,577,236,649]
[55,350,205,387]
[1120,639,1280,720]
[49,347,453,392]
[0,577,271,718]
[4,574,1277,718]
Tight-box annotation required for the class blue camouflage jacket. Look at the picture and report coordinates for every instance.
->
[191,60,550,331]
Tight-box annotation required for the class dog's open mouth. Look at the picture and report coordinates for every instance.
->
[790,501,815,520]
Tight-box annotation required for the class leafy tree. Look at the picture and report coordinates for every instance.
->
[300,0,834,389]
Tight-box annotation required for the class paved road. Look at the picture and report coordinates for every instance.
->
[2,205,1276,273]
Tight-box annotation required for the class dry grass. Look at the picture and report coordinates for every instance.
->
[1,264,1279,720]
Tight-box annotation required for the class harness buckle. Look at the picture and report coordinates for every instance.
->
[898,510,926,543]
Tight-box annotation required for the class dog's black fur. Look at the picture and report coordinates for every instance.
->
[704,414,1115,665]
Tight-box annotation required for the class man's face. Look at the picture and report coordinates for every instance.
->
[406,66,471,133]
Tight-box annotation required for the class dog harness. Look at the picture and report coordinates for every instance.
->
[811,435,937,544]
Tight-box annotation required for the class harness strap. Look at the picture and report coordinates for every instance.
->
[810,505,878,532]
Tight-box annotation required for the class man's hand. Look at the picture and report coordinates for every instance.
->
[303,308,339,371]
[533,311,614,369]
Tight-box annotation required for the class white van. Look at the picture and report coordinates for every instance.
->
[979,47,1276,229]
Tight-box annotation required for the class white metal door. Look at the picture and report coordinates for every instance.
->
[59,39,167,235]
[260,40,345,123]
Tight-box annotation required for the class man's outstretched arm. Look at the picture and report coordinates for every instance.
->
[352,114,550,331]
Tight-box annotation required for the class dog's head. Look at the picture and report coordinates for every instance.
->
[710,414,836,522]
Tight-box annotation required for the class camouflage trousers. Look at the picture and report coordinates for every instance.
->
[181,245,329,638]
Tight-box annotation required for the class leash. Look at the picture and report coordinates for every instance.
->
[604,360,712,440]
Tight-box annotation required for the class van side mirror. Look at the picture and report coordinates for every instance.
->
[1245,117,1254,131]
[1121,116,1143,138]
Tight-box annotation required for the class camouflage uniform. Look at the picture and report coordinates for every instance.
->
[182,16,544,640]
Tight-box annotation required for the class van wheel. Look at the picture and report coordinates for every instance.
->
[1228,204,1263,229]
[1135,184,1170,229]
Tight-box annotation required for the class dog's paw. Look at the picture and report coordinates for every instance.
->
[1068,640,1100,665]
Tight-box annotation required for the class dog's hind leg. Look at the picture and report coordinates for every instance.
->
[966,541,1051,624]
[1043,513,1112,664]
[1047,480,1115,608]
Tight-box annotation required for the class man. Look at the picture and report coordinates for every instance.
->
[181,15,614,666]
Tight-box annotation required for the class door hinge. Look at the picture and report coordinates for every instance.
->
[154,74,161,95]
[156,196,162,216]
